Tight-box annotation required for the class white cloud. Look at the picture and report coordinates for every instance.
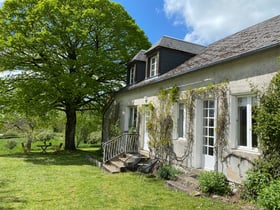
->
[164,0,280,45]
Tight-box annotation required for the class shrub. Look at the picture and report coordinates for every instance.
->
[36,131,55,142]
[4,139,17,150]
[257,179,280,210]
[198,171,231,195]
[241,170,271,201]
[157,164,182,180]
[253,72,280,179]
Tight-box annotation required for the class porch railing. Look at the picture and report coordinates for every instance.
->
[102,133,139,163]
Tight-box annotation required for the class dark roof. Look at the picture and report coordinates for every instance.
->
[164,15,280,78]
[129,50,146,62]
[127,15,280,90]
[146,36,206,55]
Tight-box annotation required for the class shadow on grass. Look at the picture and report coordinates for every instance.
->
[0,195,27,210]
[0,145,103,166]
[0,178,27,210]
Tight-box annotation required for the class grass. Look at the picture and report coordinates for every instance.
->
[0,138,242,210]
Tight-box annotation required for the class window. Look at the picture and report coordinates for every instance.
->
[237,96,258,150]
[129,66,135,84]
[202,100,215,156]
[149,56,157,77]
[177,103,187,138]
[129,107,137,131]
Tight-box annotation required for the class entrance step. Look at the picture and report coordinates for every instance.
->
[102,153,148,174]
[102,163,121,174]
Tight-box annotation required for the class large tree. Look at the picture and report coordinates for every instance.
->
[0,0,150,150]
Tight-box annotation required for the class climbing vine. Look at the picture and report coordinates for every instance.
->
[145,87,179,161]
[142,82,229,168]
[184,82,229,164]
[169,82,229,167]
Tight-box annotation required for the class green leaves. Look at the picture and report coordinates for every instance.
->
[0,0,150,149]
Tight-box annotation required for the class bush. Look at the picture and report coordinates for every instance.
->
[253,72,280,180]
[241,170,271,201]
[257,179,280,210]
[36,131,55,142]
[198,171,231,195]
[4,139,17,150]
[157,164,182,180]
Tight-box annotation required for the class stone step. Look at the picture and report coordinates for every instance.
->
[110,159,126,172]
[102,163,120,174]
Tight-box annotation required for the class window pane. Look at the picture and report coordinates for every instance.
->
[209,118,214,127]
[178,108,184,138]
[209,109,214,117]
[203,109,208,117]
[209,128,214,137]
[203,118,208,126]
[238,106,247,146]
[203,137,208,145]
[209,138,214,146]
[203,128,208,136]
[209,147,214,156]
[209,101,215,108]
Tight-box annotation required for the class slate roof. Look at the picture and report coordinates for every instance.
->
[164,15,280,78]
[146,36,206,55]
[129,50,146,62]
[127,15,280,90]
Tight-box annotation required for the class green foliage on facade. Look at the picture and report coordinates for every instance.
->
[242,71,280,206]
[184,82,229,164]
[146,87,178,160]
[253,71,280,179]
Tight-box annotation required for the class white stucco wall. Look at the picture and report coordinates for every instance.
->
[111,46,280,183]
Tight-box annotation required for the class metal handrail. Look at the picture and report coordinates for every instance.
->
[102,133,139,163]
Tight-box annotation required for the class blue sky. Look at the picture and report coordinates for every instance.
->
[112,0,187,44]
[1,0,280,46]
[112,0,280,46]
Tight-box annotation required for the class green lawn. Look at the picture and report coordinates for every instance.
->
[0,138,242,210]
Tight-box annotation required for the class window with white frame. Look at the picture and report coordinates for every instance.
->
[129,66,135,84]
[237,96,258,150]
[202,100,215,156]
[177,103,187,139]
[149,56,157,77]
[129,107,137,132]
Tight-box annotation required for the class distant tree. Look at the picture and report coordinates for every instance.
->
[0,0,150,150]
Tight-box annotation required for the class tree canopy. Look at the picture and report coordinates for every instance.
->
[0,0,151,150]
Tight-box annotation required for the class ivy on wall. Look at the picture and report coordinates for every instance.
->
[145,87,179,161]
[184,82,229,163]
[143,82,229,169]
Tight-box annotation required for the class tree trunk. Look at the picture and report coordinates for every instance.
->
[65,105,77,151]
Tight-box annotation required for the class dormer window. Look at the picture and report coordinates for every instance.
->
[149,55,157,77]
[129,65,135,84]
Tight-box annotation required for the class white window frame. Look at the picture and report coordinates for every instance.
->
[129,65,135,84]
[237,96,258,151]
[202,100,216,156]
[149,56,157,77]
[128,106,137,131]
[177,103,187,139]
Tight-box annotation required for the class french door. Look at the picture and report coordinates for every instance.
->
[202,100,216,170]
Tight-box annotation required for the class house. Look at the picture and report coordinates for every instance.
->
[102,15,280,183]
